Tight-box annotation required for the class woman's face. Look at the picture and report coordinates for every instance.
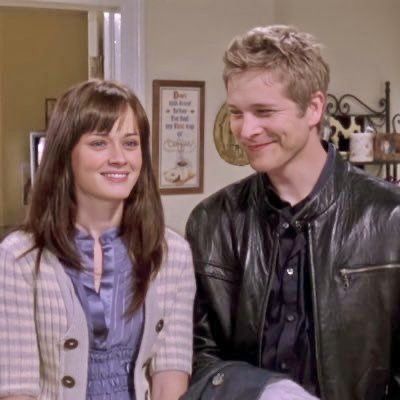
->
[71,107,143,208]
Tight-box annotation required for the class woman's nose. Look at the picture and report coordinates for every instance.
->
[108,143,127,165]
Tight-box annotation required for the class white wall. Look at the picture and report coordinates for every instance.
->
[147,0,400,235]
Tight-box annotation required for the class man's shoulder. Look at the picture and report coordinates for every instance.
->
[341,167,400,227]
[347,167,400,206]
[191,173,260,215]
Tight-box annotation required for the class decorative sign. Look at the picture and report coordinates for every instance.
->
[152,80,204,194]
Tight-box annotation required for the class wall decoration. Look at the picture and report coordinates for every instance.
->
[152,80,204,194]
[45,98,57,129]
[213,103,249,166]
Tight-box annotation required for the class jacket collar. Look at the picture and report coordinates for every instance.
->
[256,144,349,226]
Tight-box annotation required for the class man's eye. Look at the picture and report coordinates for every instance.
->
[256,110,273,116]
[229,110,242,117]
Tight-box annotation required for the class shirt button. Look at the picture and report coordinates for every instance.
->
[61,375,75,388]
[155,319,164,333]
[286,314,295,322]
[286,267,294,276]
[64,338,78,350]
[281,222,290,230]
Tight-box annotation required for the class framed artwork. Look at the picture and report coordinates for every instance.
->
[152,80,204,194]
[45,98,57,129]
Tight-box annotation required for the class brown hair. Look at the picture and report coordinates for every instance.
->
[24,79,165,313]
[223,25,330,113]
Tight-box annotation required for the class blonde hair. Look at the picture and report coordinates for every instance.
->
[223,25,330,113]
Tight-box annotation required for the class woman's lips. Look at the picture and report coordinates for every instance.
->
[100,172,129,182]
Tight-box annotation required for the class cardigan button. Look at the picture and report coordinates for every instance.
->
[212,372,224,386]
[61,375,75,388]
[155,319,164,333]
[64,338,78,350]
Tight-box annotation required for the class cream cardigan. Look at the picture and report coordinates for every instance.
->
[0,228,195,400]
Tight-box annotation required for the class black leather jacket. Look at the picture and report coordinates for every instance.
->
[184,152,400,400]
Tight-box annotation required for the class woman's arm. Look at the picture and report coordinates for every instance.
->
[151,371,189,400]
[0,245,40,398]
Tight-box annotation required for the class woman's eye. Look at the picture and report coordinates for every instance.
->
[89,140,107,148]
[124,139,140,149]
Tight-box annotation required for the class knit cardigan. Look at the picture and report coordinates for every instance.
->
[0,228,195,400]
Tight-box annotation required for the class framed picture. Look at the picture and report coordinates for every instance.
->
[45,98,57,129]
[374,133,400,161]
[152,80,205,194]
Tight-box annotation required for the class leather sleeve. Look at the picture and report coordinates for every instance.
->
[181,361,281,400]
[184,202,282,400]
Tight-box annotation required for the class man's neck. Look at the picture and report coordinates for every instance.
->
[268,142,328,206]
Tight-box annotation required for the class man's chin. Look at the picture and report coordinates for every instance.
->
[248,157,275,174]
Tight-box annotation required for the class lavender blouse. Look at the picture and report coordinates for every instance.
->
[65,228,143,400]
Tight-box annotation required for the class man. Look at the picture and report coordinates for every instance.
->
[183,25,400,400]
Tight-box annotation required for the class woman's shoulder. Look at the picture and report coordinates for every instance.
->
[0,230,34,258]
[157,228,193,279]
[164,227,191,253]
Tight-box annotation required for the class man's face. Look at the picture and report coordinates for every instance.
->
[227,69,324,176]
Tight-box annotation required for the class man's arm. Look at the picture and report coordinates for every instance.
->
[183,204,282,400]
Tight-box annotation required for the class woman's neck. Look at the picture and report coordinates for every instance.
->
[75,199,123,240]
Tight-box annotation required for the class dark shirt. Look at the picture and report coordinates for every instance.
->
[261,144,335,396]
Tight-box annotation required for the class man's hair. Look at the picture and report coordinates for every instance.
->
[24,79,165,313]
[223,25,330,113]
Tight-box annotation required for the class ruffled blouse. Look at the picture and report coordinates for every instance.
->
[65,228,143,400]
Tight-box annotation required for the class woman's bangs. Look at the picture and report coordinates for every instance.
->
[76,94,128,135]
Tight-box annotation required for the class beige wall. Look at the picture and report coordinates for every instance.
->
[146,0,400,234]
[275,0,400,114]
[146,0,275,234]
[0,7,88,227]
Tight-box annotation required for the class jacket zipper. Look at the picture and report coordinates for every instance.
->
[257,231,280,366]
[340,263,400,289]
[307,224,325,398]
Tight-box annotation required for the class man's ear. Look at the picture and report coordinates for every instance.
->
[307,91,325,128]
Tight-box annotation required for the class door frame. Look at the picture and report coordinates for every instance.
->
[0,0,145,101]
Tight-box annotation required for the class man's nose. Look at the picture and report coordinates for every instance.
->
[238,114,263,140]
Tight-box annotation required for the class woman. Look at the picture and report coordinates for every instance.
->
[0,80,195,400]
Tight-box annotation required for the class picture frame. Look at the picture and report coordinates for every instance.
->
[152,80,205,194]
[45,98,57,129]
[374,133,400,161]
